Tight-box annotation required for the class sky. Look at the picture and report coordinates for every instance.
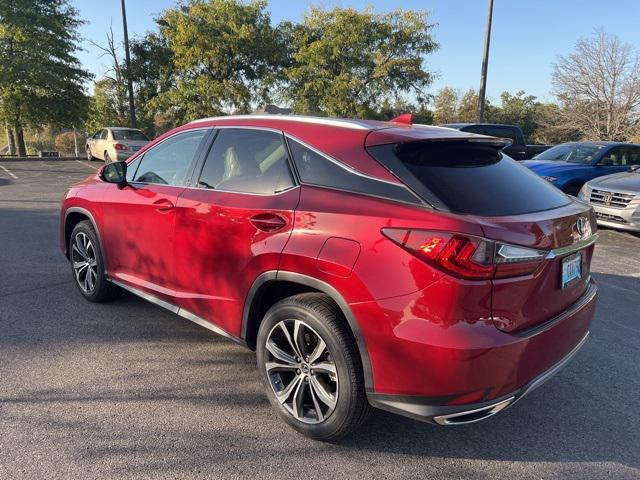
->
[72,0,640,104]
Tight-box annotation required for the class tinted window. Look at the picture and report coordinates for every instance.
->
[535,144,603,163]
[368,141,570,216]
[112,129,149,141]
[99,129,109,140]
[461,125,485,135]
[197,128,294,194]
[133,130,206,186]
[482,125,519,143]
[287,138,421,204]
[600,146,640,166]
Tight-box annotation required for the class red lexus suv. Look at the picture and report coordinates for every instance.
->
[60,115,598,440]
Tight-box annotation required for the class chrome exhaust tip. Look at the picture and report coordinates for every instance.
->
[433,397,514,425]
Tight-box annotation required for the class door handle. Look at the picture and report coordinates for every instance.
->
[250,213,287,232]
[153,198,175,212]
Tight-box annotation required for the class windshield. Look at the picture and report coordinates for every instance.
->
[534,144,603,163]
[112,129,148,141]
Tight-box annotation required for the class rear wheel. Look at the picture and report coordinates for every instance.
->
[69,220,118,302]
[256,293,371,440]
[104,151,111,163]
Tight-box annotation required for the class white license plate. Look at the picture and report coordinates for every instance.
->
[561,252,582,288]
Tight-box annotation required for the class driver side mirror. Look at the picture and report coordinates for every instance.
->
[101,161,127,187]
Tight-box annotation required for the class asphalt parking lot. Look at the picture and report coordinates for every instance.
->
[0,159,639,480]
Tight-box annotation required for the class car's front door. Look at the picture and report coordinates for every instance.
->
[101,129,209,303]
[173,127,300,336]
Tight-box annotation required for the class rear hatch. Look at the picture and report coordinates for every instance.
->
[367,131,597,333]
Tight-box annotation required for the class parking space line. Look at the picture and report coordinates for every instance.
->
[0,164,18,179]
[75,160,99,171]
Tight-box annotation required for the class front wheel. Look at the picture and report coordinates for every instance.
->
[86,147,94,161]
[256,293,371,440]
[69,220,118,302]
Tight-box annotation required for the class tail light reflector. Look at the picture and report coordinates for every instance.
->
[381,228,547,280]
[114,143,127,151]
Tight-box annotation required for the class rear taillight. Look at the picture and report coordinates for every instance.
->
[114,143,127,151]
[381,228,547,280]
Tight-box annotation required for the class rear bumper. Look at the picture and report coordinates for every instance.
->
[356,276,597,422]
[367,330,589,424]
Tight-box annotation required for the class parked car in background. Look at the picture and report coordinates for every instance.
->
[86,127,149,163]
[578,166,640,232]
[523,142,640,195]
[440,123,551,160]
[62,115,597,440]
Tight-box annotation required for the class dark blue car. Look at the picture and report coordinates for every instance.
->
[523,142,640,195]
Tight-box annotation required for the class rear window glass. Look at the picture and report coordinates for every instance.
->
[112,129,149,141]
[368,141,570,216]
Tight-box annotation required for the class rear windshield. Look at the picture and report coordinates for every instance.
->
[112,129,148,141]
[368,141,570,216]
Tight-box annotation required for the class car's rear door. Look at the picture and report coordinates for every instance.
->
[172,127,300,336]
[101,128,209,303]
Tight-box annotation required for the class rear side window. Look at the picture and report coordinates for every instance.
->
[482,125,520,144]
[287,138,421,205]
[197,128,294,194]
[368,141,570,216]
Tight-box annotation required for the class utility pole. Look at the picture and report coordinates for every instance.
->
[121,0,137,127]
[478,0,494,123]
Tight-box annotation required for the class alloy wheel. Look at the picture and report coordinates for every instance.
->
[265,319,338,424]
[71,232,98,293]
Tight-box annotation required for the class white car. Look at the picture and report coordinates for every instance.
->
[86,127,150,162]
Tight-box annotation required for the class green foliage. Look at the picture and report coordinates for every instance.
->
[491,91,539,139]
[433,87,458,124]
[55,131,84,154]
[149,0,286,126]
[0,0,90,129]
[284,7,437,117]
[86,79,129,134]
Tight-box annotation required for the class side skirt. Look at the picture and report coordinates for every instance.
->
[109,279,246,346]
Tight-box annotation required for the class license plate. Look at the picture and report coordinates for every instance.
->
[561,252,582,289]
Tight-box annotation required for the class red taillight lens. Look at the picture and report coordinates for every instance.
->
[114,143,127,151]
[382,228,547,280]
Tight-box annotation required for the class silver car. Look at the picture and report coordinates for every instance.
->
[579,166,640,232]
[86,127,149,162]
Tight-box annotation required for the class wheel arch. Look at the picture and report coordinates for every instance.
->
[64,207,107,267]
[243,271,374,391]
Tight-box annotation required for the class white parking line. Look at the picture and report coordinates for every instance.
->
[0,164,18,179]
[75,160,99,171]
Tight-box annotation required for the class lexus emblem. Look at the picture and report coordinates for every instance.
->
[576,217,589,237]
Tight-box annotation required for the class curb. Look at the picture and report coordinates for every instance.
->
[0,157,89,162]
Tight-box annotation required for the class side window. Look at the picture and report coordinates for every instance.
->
[92,130,101,139]
[99,129,108,140]
[133,130,206,186]
[484,126,519,143]
[629,147,640,165]
[197,128,294,194]
[462,125,486,135]
[601,147,625,166]
[287,137,421,205]
[125,157,141,182]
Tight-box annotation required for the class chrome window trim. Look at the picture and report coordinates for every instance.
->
[284,133,405,187]
[184,184,300,197]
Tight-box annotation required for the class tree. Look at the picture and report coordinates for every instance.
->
[531,103,581,145]
[150,0,286,125]
[0,0,90,155]
[552,31,640,141]
[55,131,84,155]
[494,90,540,140]
[284,7,437,117]
[86,79,129,134]
[433,87,458,124]
[457,89,479,122]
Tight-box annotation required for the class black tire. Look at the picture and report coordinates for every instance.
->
[86,147,94,161]
[256,293,371,440]
[69,220,118,303]
[104,151,111,163]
